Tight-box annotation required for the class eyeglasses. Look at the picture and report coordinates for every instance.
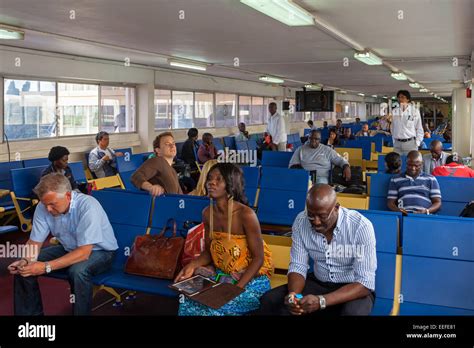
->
[306,204,338,223]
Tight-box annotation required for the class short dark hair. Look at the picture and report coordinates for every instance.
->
[153,132,173,149]
[206,163,248,205]
[269,102,277,108]
[397,90,411,101]
[446,155,462,165]
[385,152,402,174]
[95,131,109,144]
[307,120,314,126]
[48,146,70,162]
[187,128,198,138]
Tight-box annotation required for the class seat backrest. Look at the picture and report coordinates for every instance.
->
[261,151,293,167]
[339,140,372,160]
[223,136,236,150]
[10,166,48,197]
[115,147,133,157]
[23,158,50,168]
[0,161,23,190]
[257,167,309,225]
[92,189,152,268]
[116,154,147,173]
[247,139,258,151]
[401,215,474,310]
[436,177,474,217]
[69,162,87,183]
[176,142,185,159]
[119,170,141,192]
[235,141,249,151]
[150,194,209,237]
[213,138,224,151]
[242,166,260,208]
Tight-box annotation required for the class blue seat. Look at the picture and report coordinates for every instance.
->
[0,225,18,234]
[436,176,474,216]
[247,139,258,151]
[359,210,401,315]
[400,215,474,315]
[116,154,147,173]
[213,138,224,151]
[223,136,236,150]
[69,162,87,183]
[304,128,312,136]
[377,155,407,173]
[261,151,293,167]
[119,170,141,192]
[236,141,249,151]
[442,142,452,150]
[368,173,395,211]
[10,166,48,198]
[0,161,23,211]
[339,140,372,160]
[257,168,309,226]
[115,147,133,156]
[150,194,209,236]
[176,142,185,159]
[241,166,260,208]
[23,158,50,168]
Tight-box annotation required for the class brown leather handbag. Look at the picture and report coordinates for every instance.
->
[124,218,184,279]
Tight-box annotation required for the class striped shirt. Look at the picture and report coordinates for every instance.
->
[288,208,377,291]
[387,173,441,212]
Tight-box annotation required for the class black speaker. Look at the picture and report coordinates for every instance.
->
[282,101,290,111]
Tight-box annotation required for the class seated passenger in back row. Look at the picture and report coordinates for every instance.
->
[432,155,474,178]
[422,140,449,174]
[384,152,402,174]
[181,128,200,169]
[235,122,250,141]
[197,133,219,164]
[387,150,441,214]
[88,131,124,178]
[131,132,182,196]
[289,130,351,184]
[42,146,77,191]
[258,184,376,316]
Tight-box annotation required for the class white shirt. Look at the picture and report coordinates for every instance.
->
[390,103,424,146]
[265,112,287,144]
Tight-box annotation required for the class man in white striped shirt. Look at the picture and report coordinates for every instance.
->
[259,184,376,316]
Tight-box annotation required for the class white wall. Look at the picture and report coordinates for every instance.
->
[452,87,471,157]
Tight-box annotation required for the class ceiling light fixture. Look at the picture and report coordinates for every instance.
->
[409,83,421,89]
[371,94,378,98]
[391,72,407,80]
[419,88,429,92]
[0,26,24,40]
[259,76,285,84]
[305,83,321,89]
[358,93,365,97]
[240,0,314,26]
[168,59,207,71]
[354,51,383,65]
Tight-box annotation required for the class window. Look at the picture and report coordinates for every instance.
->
[100,86,136,133]
[3,79,56,141]
[194,93,214,128]
[58,83,99,136]
[250,97,264,125]
[172,91,193,129]
[154,89,171,129]
[215,93,237,128]
[238,96,251,125]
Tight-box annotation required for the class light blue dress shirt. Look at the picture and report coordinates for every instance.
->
[30,191,118,252]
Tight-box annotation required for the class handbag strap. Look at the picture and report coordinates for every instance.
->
[209,196,233,241]
[156,218,177,238]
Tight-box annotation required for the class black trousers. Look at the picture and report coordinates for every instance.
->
[258,274,375,316]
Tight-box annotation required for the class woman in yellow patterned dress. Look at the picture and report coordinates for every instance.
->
[175,163,273,315]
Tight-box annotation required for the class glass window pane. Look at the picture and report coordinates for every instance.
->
[194,93,214,128]
[215,93,237,128]
[4,79,56,141]
[238,96,251,125]
[250,97,264,125]
[172,91,193,129]
[58,83,99,136]
[154,89,171,129]
[100,86,136,133]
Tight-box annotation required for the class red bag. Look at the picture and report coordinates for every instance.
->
[181,223,205,266]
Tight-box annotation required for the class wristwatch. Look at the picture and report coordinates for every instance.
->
[45,262,52,274]
[426,209,430,215]
[318,295,327,310]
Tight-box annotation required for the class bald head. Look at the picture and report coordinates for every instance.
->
[307,184,337,210]
[430,140,442,150]
[407,150,422,162]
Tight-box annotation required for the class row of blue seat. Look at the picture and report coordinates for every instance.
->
[369,173,474,216]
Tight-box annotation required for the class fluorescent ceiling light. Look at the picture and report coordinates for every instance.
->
[305,83,321,89]
[430,92,435,95]
[169,59,207,71]
[391,72,407,80]
[240,0,314,26]
[392,96,397,100]
[338,90,347,94]
[409,83,421,88]
[259,76,284,84]
[354,51,383,65]
[0,27,24,40]
[358,93,365,97]
[419,88,429,92]
[371,94,377,98]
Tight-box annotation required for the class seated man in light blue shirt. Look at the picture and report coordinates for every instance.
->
[259,184,376,316]
[8,173,118,316]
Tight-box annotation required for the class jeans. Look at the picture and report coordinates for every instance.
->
[14,245,115,316]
